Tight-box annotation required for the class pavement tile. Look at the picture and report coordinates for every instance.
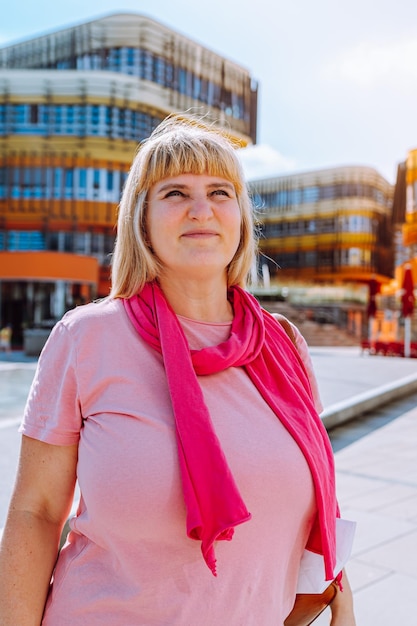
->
[334,472,390,502]
[338,482,417,513]
[344,557,393,591]
[352,572,417,625]
[340,507,416,556]
[356,528,417,578]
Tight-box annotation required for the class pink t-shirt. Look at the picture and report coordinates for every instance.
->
[21,298,321,626]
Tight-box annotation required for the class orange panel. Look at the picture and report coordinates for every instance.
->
[97,265,111,298]
[0,251,98,284]
[1,199,117,228]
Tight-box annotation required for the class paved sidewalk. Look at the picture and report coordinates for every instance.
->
[1,347,417,624]
[310,348,417,625]
[328,393,417,625]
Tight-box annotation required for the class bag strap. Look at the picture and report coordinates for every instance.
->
[272,313,298,350]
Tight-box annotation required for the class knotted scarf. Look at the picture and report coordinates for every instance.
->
[123,282,337,579]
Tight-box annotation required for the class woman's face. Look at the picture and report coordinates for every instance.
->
[146,173,241,283]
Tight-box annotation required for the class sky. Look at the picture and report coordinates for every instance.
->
[1,0,417,183]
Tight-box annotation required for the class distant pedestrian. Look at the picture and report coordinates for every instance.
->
[0,325,12,353]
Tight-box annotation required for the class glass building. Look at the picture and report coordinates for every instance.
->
[0,12,258,348]
[249,165,393,286]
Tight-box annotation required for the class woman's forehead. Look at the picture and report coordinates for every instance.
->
[149,173,237,194]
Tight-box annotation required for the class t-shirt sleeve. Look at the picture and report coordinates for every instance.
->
[20,320,83,445]
[292,323,324,414]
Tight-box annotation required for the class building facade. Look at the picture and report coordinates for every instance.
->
[402,149,417,260]
[0,12,258,347]
[249,165,394,289]
[387,150,417,340]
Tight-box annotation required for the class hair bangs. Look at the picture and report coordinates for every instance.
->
[139,131,243,195]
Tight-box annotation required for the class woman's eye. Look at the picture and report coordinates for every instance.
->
[212,189,229,196]
[165,190,184,197]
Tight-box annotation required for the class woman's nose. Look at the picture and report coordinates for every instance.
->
[188,196,213,219]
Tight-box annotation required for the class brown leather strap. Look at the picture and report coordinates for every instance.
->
[272,313,297,349]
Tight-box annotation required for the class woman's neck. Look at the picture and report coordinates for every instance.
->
[157,275,233,322]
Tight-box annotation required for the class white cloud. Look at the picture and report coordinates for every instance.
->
[237,144,297,181]
[324,38,417,88]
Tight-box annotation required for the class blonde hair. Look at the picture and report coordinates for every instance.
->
[110,115,257,297]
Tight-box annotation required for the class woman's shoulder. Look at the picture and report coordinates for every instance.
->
[47,299,127,347]
[41,298,131,360]
[59,297,123,329]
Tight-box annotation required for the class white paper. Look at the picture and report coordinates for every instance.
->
[296,518,356,593]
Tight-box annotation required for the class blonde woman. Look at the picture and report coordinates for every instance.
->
[0,117,355,625]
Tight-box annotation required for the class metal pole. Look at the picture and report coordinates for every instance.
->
[404,316,411,358]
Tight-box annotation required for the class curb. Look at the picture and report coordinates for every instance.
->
[321,372,417,430]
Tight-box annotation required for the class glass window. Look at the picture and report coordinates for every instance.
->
[193,76,201,100]
[54,168,62,199]
[119,171,128,194]
[200,78,208,103]
[320,185,336,200]
[0,167,6,199]
[14,104,26,123]
[165,61,174,87]
[91,105,100,124]
[178,68,187,94]
[75,168,86,200]
[92,169,101,198]
[6,230,45,251]
[64,169,74,199]
[33,167,42,199]
[11,167,20,199]
[317,218,335,234]
[348,248,360,266]
[39,104,49,125]
[302,186,320,203]
[153,56,165,84]
[22,168,32,198]
[90,232,100,254]
[211,83,221,107]
[29,104,38,124]
[127,48,135,66]
[305,251,317,267]
[318,250,334,265]
[143,50,153,81]
[108,48,121,70]
[105,106,112,130]
[290,189,302,205]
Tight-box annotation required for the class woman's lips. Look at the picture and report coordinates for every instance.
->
[181,230,218,238]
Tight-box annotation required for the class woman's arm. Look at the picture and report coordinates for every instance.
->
[0,435,78,626]
[330,569,356,626]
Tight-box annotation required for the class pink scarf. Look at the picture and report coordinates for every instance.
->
[123,282,337,578]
